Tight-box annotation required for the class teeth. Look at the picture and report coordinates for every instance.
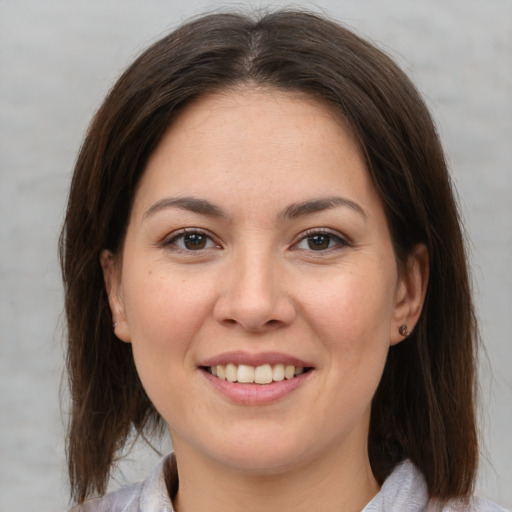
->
[237,364,255,383]
[225,363,237,382]
[284,364,295,379]
[254,364,273,384]
[209,363,307,384]
[272,363,285,381]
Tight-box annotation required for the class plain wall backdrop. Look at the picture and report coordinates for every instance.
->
[0,1,510,510]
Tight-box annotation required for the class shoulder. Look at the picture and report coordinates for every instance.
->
[68,453,177,512]
[440,496,510,512]
[363,460,509,512]
[69,482,143,512]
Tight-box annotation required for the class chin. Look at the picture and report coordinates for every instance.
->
[205,428,316,475]
[219,448,305,475]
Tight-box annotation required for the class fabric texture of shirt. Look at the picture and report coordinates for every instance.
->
[71,453,509,512]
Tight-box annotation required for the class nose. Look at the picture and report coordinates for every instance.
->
[213,247,296,333]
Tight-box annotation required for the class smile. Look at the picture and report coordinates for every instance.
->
[205,363,309,384]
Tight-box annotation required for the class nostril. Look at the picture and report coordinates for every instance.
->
[219,317,285,333]
[213,291,296,332]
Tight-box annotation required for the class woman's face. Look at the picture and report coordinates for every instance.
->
[104,88,425,475]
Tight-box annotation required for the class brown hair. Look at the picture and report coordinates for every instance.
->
[60,10,478,504]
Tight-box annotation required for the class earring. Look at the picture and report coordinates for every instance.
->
[399,324,409,337]
[112,322,118,329]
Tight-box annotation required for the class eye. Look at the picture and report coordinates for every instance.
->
[295,230,349,251]
[165,229,219,251]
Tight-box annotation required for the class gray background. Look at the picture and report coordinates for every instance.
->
[1,0,511,510]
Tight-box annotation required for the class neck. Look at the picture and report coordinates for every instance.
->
[171,441,379,512]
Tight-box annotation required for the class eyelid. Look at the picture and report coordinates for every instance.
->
[160,227,222,250]
[291,228,352,251]
[158,227,351,252]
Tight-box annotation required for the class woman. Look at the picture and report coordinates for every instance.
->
[60,10,507,512]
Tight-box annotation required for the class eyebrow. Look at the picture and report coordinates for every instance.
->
[280,196,368,221]
[144,196,227,219]
[143,195,367,221]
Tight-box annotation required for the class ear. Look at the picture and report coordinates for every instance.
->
[390,243,429,346]
[100,250,131,343]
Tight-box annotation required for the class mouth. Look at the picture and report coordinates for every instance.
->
[202,363,313,385]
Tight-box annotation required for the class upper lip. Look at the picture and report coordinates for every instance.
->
[199,351,314,368]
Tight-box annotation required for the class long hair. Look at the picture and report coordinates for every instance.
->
[60,10,478,504]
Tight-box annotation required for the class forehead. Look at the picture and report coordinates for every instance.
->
[132,87,377,220]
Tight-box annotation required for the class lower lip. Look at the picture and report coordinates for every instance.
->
[200,369,312,405]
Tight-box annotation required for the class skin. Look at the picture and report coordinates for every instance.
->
[102,88,428,512]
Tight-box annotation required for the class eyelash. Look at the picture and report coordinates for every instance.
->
[162,228,221,252]
[162,228,350,253]
[292,229,351,252]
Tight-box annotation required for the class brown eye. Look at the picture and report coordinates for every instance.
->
[183,233,207,250]
[295,230,349,252]
[307,234,331,250]
[166,230,218,251]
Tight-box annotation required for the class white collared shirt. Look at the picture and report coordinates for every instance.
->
[72,453,509,512]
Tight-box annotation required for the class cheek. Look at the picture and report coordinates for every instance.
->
[301,265,397,346]
[121,267,219,422]
[122,267,216,367]
[303,267,396,417]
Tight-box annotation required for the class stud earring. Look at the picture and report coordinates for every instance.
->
[399,324,409,337]
[112,322,118,329]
